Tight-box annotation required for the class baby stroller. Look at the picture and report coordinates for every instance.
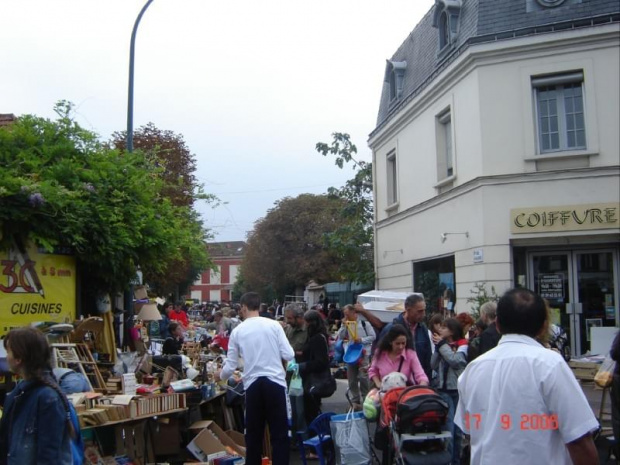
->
[378,386,452,465]
[549,323,571,362]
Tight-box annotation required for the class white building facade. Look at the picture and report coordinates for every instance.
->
[369,0,619,355]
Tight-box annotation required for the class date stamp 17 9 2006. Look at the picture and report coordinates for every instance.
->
[464,413,559,431]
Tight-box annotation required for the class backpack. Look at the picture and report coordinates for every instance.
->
[360,320,380,355]
[68,402,84,465]
[395,385,449,434]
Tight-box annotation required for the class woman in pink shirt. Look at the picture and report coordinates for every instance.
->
[369,325,429,389]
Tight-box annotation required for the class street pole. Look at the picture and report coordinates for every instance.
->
[125,0,154,350]
[127,0,155,153]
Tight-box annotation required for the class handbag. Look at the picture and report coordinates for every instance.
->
[306,369,337,398]
[225,378,245,407]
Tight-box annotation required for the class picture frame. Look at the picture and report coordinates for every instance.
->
[585,318,603,342]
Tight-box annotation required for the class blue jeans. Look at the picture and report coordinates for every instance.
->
[439,390,462,465]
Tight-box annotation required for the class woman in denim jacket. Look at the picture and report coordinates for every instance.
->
[0,327,74,465]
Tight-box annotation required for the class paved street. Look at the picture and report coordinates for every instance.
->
[289,379,617,464]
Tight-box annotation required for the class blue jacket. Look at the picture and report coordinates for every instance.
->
[379,313,433,381]
[0,379,72,465]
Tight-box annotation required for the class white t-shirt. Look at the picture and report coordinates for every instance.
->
[220,315,294,389]
[455,334,598,465]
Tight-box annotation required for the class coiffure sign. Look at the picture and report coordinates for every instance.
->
[510,203,619,234]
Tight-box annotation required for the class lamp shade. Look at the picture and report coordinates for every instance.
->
[137,303,162,321]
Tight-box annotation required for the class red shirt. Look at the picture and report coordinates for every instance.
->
[169,309,188,327]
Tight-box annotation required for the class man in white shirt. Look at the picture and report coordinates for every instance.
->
[216,292,295,465]
[455,288,598,465]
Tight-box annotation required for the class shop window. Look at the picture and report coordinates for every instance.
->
[413,255,456,314]
[533,71,586,154]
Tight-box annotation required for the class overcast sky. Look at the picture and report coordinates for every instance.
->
[1,0,434,242]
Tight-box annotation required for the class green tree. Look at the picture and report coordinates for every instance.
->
[0,102,211,296]
[241,194,347,297]
[110,124,217,296]
[316,133,374,284]
[466,282,500,320]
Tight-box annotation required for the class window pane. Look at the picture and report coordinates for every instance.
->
[549,100,557,116]
[550,116,558,133]
[541,117,549,133]
[565,95,574,113]
[576,130,586,147]
[542,134,550,151]
[575,113,584,131]
[567,131,575,147]
[550,133,560,149]
[539,99,548,117]
[566,114,574,131]
[575,95,583,112]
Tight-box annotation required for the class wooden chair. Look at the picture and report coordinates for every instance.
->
[71,317,105,353]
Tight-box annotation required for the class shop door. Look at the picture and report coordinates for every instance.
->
[529,252,574,352]
[573,250,618,355]
[529,250,619,356]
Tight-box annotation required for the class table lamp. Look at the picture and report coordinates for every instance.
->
[137,303,162,354]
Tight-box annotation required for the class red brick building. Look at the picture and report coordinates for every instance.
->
[189,241,245,303]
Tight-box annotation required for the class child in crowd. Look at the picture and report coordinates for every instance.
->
[431,318,468,465]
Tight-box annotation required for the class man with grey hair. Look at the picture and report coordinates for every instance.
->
[284,304,307,357]
[377,293,432,381]
[207,310,234,335]
[479,301,500,355]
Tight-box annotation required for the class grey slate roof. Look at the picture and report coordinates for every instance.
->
[373,0,620,135]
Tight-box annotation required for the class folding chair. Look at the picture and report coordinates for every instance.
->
[298,412,336,465]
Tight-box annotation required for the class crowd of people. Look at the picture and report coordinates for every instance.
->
[0,288,611,465]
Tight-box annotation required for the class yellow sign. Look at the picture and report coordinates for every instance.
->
[0,242,76,336]
[511,203,619,234]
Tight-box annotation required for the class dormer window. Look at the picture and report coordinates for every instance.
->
[385,60,407,103]
[432,0,462,52]
[439,12,450,49]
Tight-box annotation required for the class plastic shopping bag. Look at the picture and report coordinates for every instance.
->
[289,372,307,436]
[330,410,371,465]
[594,355,616,388]
[289,372,304,396]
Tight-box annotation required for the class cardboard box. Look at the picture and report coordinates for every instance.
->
[225,430,246,456]
[187,421,246,461]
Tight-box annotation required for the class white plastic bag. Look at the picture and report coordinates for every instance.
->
[594,355,615,388]
[330,410,371,465]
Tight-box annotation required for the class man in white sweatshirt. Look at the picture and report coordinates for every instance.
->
[217,292,295,465]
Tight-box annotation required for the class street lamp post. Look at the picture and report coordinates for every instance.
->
[125,0,155,334]
[127,0,155,153]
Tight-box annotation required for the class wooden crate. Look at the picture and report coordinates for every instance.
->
[115,421,154,464]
